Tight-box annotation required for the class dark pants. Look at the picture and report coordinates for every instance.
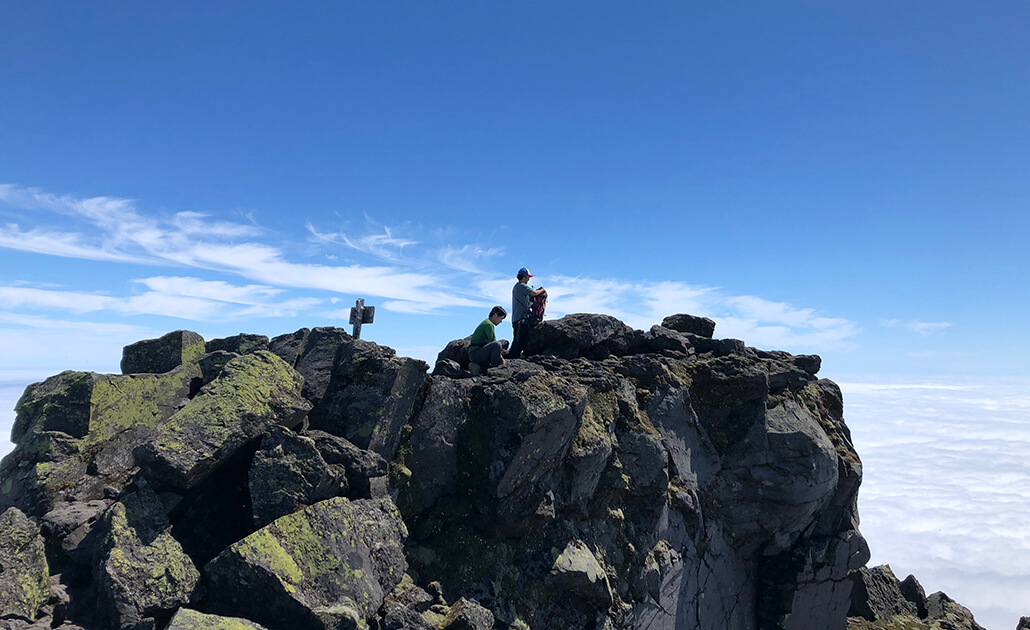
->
[469,340,504,369]
[508,319,532,359]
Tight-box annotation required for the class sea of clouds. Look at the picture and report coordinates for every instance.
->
[1,372,1026,629]
[841,378,1030,630]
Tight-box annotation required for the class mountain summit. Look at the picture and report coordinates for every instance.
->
[0,314,993,630]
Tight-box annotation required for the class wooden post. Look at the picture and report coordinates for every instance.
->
[349,298,375,339]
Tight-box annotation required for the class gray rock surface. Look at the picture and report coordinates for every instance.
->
[0,507,49,621]
[204,497,407,630]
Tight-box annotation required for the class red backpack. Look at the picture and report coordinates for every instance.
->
[528,289,548,323]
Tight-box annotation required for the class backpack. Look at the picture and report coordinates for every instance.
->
[528,289,548,323]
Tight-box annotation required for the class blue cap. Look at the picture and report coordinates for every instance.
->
[518,267,533,277]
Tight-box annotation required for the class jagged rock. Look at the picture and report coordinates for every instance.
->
[440,598,494,630]
[548,540,614,608]
[204,497,407,630]
[120,330,206,375]
[309,338,428,460]
[0,507,50,621]
[926,592,986,630]
[292,327,352,403]
[524,313,635,358]
[899,573,929,618]
[41,500,110,567]
[0,355,201,516]
[91,488,202,629]
[0,320,988,630]
[660,313,716,338]
[307,430,388,499]
[248,425,345,528]
[848,565,918,621]
[164,608,270,629]
[268,328,310,368]
[1017,616,1030,630]
[435,338,471,370]
[205,333,269,356]
[135,351,311,490]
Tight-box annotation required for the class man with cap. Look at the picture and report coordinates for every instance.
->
[508,267,546,359]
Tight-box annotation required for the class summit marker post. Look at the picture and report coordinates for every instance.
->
[349,298,375,339]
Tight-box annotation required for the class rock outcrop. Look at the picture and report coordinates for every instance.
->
[846,566,986,630]
[0,315,991,630]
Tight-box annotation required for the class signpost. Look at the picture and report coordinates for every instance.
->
[349,298,375,339]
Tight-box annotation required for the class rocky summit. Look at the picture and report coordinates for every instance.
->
[0,315,1001,630]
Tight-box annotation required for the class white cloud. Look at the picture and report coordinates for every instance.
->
[844,378,1030,630]
[882,318,952,335]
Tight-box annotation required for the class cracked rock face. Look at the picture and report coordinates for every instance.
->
[0,316,986,630]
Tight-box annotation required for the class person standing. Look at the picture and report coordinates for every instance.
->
[508,267,545,359]
[468,306,507,375]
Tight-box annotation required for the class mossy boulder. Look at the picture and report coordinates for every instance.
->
[164,608,271,630]
[206,333,270,356]
[204,497,407,630]
[92,488,202,629]
[249,425,345,528]
[0,507,50,621]
[135,351,311,490]
[1,358,200,516]
[548,540,613,608]
[120,330,206,375]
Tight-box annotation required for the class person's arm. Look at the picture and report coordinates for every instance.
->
[531,287,545,297]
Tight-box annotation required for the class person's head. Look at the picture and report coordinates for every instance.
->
[489,305,507,324]
[517,267,533,283]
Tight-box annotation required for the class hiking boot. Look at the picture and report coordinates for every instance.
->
[469,362,482,376]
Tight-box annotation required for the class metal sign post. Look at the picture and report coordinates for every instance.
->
[349,298,375,339]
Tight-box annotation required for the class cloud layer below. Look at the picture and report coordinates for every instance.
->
[843,378,1030,630]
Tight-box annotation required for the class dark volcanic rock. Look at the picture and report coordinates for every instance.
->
[0,507,49,621]
[164,608,270,630]
[134,351,311,491]
[848,565,918,621]
[91,488,201,629]
[203,497,407,630]
[205,333,269,356]
[120,330,206,376]
[308,337,428,461]
[661,313,717,338]
[248,425,345,528]
[0,318,988,630]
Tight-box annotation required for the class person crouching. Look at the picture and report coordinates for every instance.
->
[468,306,507,375]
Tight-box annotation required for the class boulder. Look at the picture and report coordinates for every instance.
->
[1017,617,1030,630]
[120,330,206,375]
[91,488,202,629]
[204,497,407,630]
[524,313,634,358]
[848,565,918,621]
[249,425,345,528]
[548,540,614,608]
[899,573,929,618]
[205,333,269,356]
[309,338,428,461]
[135,351,311,490]
[307,430,388,499]
[1,357,201,516]
[660,313,716,338]
[164,608,270,630]
[269,328,310,368]
[435,338,472,371]
[0,507,49,621]
[925,592,986,630]
[292,327,352,403]
[441,598,494,630]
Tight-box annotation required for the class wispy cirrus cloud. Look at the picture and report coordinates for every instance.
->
[1,183,865,351]
[881,318,952,335]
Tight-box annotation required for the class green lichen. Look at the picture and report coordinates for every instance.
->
[234,528,304,593]
[85,364,199,446]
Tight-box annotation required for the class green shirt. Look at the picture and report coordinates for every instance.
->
[468,318,496,353]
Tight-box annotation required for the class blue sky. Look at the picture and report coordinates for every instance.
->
[1,3,1028,628]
